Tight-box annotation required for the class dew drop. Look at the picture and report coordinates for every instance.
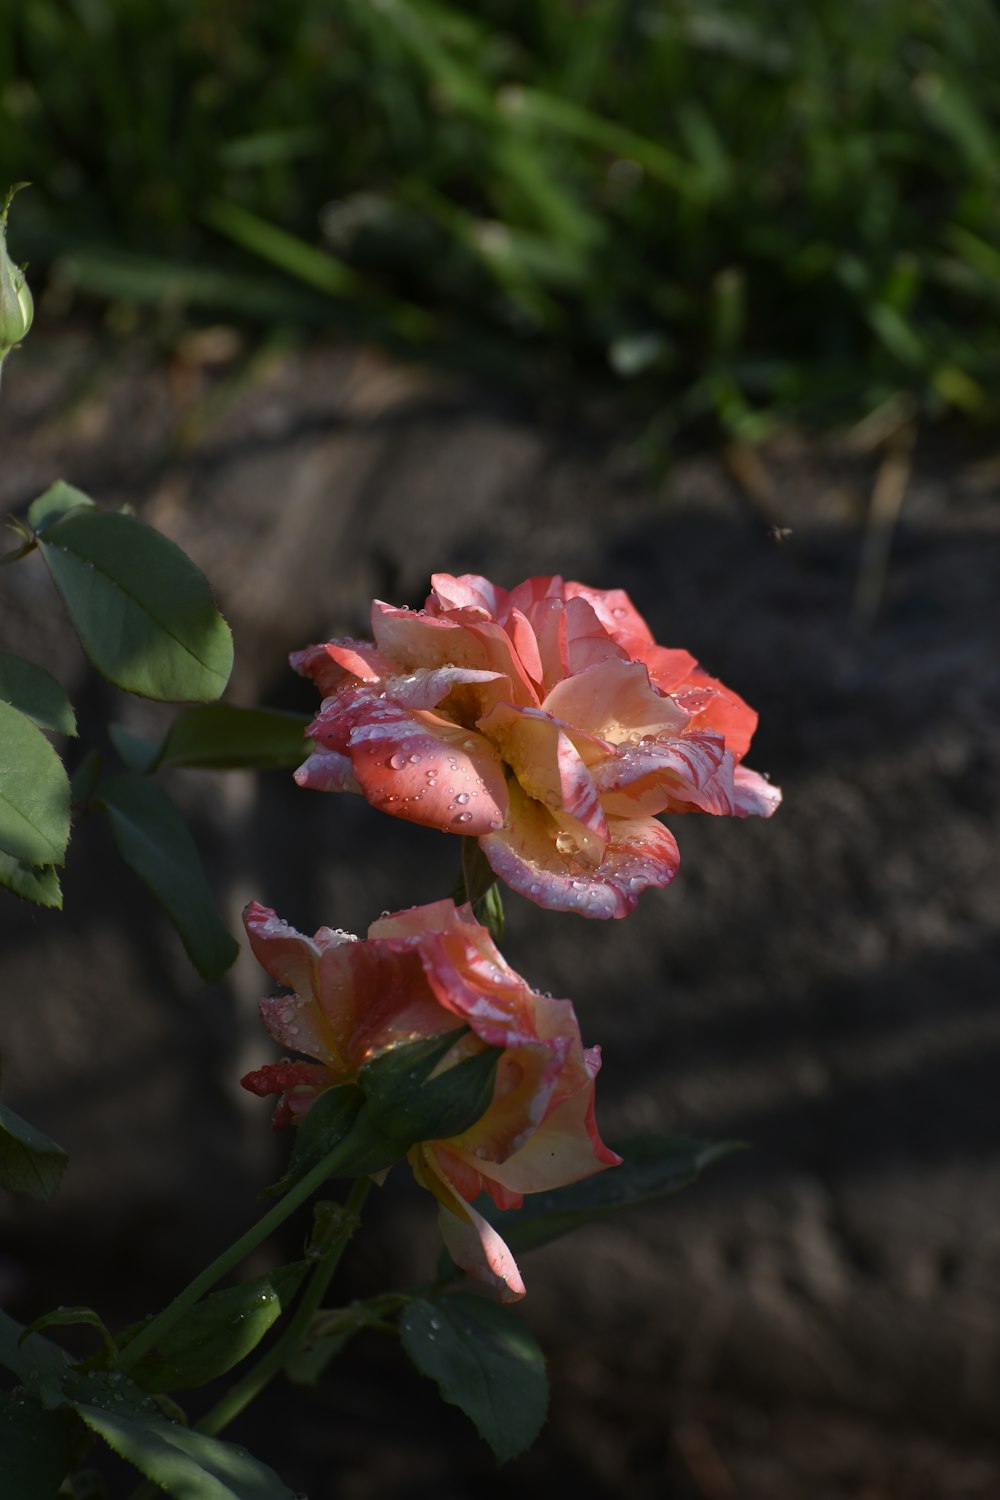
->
[555,832,576,854]
[455,791,470,805]
[612,606,627,618]
[455,811,473,823]
[409,753,422,764]
[389,752,407,770]
[529,882,541,895]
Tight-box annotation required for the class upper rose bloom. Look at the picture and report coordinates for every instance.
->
[292,574,781,918]
[241,897,619,1302]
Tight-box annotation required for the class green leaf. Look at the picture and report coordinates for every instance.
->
[96,774,239,981]
[0,1309,71,1384]
[0,1391,76,1500]
[400,1295,547,1463]
[0,701,71,866]
[155,704,312,771]
[108,723,161,774]
[26,480,95,534]
[127,1264,307,1392]
[73,1401,295,1499]
[0,851,62,908]
[0,654,76,736]
[0,1101,68,1201]
[35,508,233,702]
[69,749,102,806]
[486,1135,741,1254]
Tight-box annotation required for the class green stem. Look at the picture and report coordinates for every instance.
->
[196,1176,372,1436]
[118,1143,359,1374]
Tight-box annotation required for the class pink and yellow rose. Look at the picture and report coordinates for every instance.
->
[241,897,619,1302]
[292,573,780,918]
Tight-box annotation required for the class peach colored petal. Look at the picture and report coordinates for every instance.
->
[477,702,608,847]
[477,1073,622,1196]
[345,699,509,834]
[479,781,680,918]
[412,1144,526,1302]
[371,603,538,706]
[243,901,357,996]
[379,664,507,714]
[443,1041,563,1164]
[542,658,689,743]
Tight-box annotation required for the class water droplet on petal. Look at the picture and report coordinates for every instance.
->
[455,811,473,823]
[389,752,407,770]
[409,753,422,764]
[455,792,470,805]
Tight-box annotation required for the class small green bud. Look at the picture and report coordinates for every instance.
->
[0,184,34,378]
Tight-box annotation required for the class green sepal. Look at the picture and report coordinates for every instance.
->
[123,1264,307,1393]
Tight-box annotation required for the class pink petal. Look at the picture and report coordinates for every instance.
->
[427,572,509,618]
[290,638,392,693]
[479,782,680,918]
[292,747,361,794]
[505,575,567,616]
[367,898,473,941]
[634,644,699,694]
[542,658,689,742]
[413,1144,526,1301]
[592,731,731,817]
[668,668,759,762]
[345,699,509,834]
[503,607,544,686]
[442,1041,563,1164]
[733,763,783,817]
[563,582,657,656]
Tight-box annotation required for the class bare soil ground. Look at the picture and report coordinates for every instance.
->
[1,325,999,1498]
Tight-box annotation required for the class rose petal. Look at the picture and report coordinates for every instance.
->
[239,1060,336,1129]
[542,658,689,743]
[733,763,783,817]
[345,698,509,834]
[477,702,608,847]
[371,603,538,706]
[669,668,758,761]
[243,901,357,995]
[290,638,392,693]
[427,572,509,618]
[412,1144,526,1301]
[563,581,657,656]
[592,730,731,817]
[293,747,361,794]
[480,781,680,918]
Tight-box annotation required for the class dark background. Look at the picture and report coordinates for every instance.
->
[2,4,1000,1494]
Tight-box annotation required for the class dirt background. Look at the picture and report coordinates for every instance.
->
[1,326,999,1498]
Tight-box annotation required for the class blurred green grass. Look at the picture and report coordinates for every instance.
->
[2,0,1000,434]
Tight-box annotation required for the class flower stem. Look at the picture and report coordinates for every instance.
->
[196,1176,372,1437]
[118,1143,360,1374]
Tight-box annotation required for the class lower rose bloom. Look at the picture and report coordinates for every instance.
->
[240,897,620,1301]
[292,572,781,919]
